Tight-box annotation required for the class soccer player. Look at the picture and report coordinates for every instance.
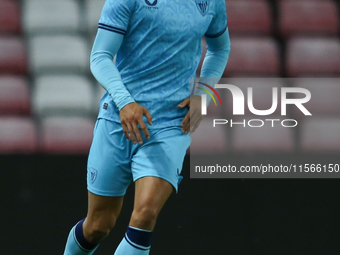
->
[63,0,230,254]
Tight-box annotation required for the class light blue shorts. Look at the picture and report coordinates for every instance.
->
[87,118,191,196]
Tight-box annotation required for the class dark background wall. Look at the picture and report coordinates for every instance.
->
[1,154,340,255]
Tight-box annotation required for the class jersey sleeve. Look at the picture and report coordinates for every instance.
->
[98,0,135,35]
[205,0,227,38]
[90,29,135,111]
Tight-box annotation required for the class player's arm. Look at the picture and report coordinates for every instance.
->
[196,28,231,100]
[195,0,230,105]
[90,0,152,145]
[90,30,152,144]
[90,29,133,110]
[179,2,230,134]
[179,0,230,134]
[179,29,231,134]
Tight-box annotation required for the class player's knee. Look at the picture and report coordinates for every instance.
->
[132,205,159,225]
[85,218,116,242]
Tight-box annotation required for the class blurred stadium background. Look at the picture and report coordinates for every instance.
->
[1,0,340,254]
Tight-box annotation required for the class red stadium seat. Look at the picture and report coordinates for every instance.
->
[300,118,340,152]
[86,0,106,35]
[28,35,88,74]
[198,37,280,78]
[23,0,82,34]
[224,37,280,77]
[286,37,340,77]
[231,116,294,152]
[0,0,21,34]
[0,36,27,74]
[279,0,339,37]
[0,117,37,153]
[0,76,30,115]
[32,74,95,117]
[227,0,272,35]
[40,117,95,154]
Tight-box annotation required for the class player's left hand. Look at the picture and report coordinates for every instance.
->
[178,96,203,134]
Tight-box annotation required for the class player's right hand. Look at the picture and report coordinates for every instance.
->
[119,102,153,145]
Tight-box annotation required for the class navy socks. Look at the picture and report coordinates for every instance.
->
[114,226,153,255]
[63,219,99,255]
[74,219,98,251]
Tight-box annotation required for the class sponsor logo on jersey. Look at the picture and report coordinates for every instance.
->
[145,0,157,6]
[144,0,158,10]
[196,0,209,16]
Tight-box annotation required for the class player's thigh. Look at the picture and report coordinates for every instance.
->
[131,126,191,193]
[133,176,173,215]
[85,191,124,228]
[87,118,133,197]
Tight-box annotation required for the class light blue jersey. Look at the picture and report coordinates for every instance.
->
[97,0,227,128]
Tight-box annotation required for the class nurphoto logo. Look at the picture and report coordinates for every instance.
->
[199,83,312,128]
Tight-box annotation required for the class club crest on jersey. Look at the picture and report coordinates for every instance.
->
[90,168,98,184]
[195,0,209,16]
[145,0,157,6]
